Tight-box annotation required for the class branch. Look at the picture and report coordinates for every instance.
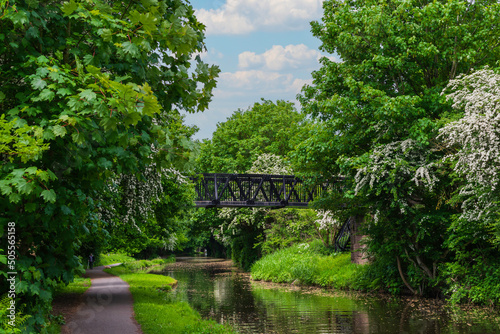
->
[396,256,417,295]
[121,0,135,20]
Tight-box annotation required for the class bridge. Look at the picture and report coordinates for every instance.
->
[190,173,351,252]
[191,173,343,208]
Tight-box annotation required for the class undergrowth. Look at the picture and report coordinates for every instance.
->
[251,240,370,290]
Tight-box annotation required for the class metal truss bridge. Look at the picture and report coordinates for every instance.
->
[190,173,351,252]
[191,173,343,208]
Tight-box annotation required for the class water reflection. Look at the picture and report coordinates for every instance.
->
[154,257,500,334]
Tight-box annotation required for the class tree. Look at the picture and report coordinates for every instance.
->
[0,0,218,330]
[438,68,500,304]
[197,99,304,173]
[293,0,500,295]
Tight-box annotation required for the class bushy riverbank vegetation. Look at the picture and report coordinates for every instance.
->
[105,259,236,334]
[251,241,367,290]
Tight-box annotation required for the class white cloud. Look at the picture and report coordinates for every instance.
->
[239,44,323,71]
[218,70,301,95]
[196,0,324,35]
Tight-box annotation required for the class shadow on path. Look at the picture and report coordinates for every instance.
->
[61,264,142,334]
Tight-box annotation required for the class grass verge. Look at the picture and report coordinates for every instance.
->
[53,276,92,295]
[251,241,369,290]
[98,252,136,266]
[47,276,92,333]
[105,260,236,334]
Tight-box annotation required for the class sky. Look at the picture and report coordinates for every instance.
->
[182,0,337,140]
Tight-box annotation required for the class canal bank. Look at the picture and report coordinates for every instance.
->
[154,256,500,334]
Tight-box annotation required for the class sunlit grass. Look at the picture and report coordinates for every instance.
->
[53,276,91,296]
[98,252,136,266]
[251,241,369,290]
[105,263,236,334]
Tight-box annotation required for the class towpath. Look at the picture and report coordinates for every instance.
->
[61,264,142,334]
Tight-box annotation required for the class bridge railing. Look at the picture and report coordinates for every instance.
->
[191,173,343,208]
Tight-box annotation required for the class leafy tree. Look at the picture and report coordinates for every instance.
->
[197,99,304,173]
[293,0,500,296]
[439,68,500,304]
[0,0,218,330]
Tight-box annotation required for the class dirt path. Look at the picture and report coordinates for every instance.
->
[60,264,142,334]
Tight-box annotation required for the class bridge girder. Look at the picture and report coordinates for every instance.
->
[191,173,342,208]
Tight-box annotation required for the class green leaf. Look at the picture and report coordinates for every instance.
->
[0,181,12,196]
[25,166,38,175]
[41,189,57,203]
[123,111,142,126]
[17,180,35,195]
[62,0,78,16]
[25,202,37,212]
[57,87,73,96]
[9,193,21,203]
[142,94,160,116]
[100,29,113,42]
[71,131,86,145]
[10,10,28,26]
[52,125,67,137]
[79,89,97,102]
[39,89,55,101]
[122,41,140,58]
[31,76,47,90]
[0,91,6,101]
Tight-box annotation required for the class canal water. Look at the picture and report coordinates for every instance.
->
[153,257,500,334]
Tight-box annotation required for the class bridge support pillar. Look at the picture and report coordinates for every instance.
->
[350,215,369,265]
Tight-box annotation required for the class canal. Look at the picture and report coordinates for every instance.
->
[152,257,500,334]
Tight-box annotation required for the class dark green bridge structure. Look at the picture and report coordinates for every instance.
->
[191,173,343,208]
[191,173,352,252]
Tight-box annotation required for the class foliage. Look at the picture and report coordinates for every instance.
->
[0,294,30,333]
[291,0,500,297]
[104,265,236,334]
[197,99,303,173]
[251,240,369,289]
[440,68,500,243]
[437,68,500,305]
[257,209,317,255]
[101,168,195,256]
[0,0,218,330]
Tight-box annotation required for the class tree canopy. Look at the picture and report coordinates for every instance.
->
[0,0,218,330]
[197,99,304,173]
[292,0,500,296]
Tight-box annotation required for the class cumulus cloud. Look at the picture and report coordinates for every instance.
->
[238,44,322,71]
[218,70,301,96]
[196,0,324,35]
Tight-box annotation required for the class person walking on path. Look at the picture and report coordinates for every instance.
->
[62,264,142,334]
[88,253,95,269]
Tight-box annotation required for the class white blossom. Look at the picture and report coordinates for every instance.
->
[440,68,500,225]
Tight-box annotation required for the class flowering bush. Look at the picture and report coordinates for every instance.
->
[440,68,500,241]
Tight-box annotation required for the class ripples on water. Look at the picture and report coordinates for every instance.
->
[153,257,500,334]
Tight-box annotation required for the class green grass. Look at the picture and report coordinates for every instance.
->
[105,262,236,334]
[98,252,136,266]
[251,241,369,290]
[53,276,91,296]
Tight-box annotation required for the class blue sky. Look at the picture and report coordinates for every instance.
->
[182,0,336,140]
